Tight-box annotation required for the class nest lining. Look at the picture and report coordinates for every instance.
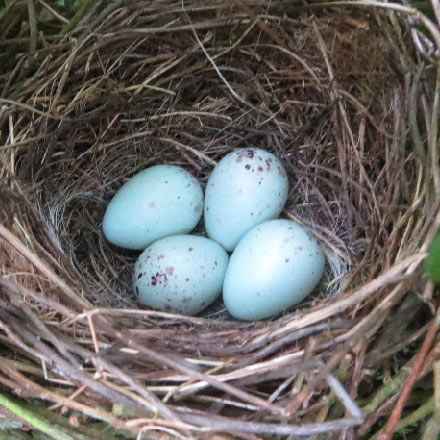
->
[14,12,399,309]
[0,1,438,438]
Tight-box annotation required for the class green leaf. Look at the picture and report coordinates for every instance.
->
[425,232,440,284]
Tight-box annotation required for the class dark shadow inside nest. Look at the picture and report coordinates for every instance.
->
[11,11,409,321]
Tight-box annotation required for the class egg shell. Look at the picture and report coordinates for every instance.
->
[204,148,289,251]
[133,235,229,315]
[103,165,203,250]
[223,219,326,320]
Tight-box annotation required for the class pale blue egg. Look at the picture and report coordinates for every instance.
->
[223,219,326,320]
[103,165,203,250]
[204,148,289,251]
[133,235,229,315]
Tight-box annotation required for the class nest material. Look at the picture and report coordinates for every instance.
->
[0,1,439,439]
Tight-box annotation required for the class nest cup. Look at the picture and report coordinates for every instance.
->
[0,1,439,438]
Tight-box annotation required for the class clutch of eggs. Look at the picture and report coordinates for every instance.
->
[103,149,326,319]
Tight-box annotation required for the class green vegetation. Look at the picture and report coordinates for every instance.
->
[0,392,125,440]
[425,232,440,284]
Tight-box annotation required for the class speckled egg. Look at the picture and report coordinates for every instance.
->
[204,148,289,251]
[133,235,229,315]
[223,219,326,321]
[103,165,203,250]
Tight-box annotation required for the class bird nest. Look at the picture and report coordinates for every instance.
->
[0,1,439,439]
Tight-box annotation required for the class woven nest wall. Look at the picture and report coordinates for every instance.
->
[0,1,439,439]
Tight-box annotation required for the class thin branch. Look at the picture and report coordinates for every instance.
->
[378,310,440,440]
[26,0,37,53]
[0,224,90,310]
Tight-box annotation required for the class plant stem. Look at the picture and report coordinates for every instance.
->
[0,392,76,440]
[362,367,410,415]
[378,313,439,440]
[26,0,37,53]
[366,397,434,440]
[61,0,95,34]
[0,431,31,440]
[0,391,115,440]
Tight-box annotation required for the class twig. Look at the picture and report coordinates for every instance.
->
[327,374,364,420]
[190,23,270,117]
[92,355,185,427]
[0,224,90,310]
[422,361,440,440]
[38,0,69,24]
[48,385,87,411]
[158,137,217,166]
[112,333,288,418]
[429,62,440,196]
[367,397,434,440]
[62,0,95,34]
[26,0,37,53]
[0,98,67,120]
[0,279,77,319]
[110,17,251,37]
[362,340,439,417]
[318,1,440,52]
[177,410,360,437]
[359,394,399,436]
[0,359,131,432]
[377,310,440,440]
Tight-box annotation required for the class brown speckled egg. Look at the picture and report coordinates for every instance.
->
[204,148,289,252]
[133,235,229,315]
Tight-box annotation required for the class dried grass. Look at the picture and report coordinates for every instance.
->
[0,1,439,438]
